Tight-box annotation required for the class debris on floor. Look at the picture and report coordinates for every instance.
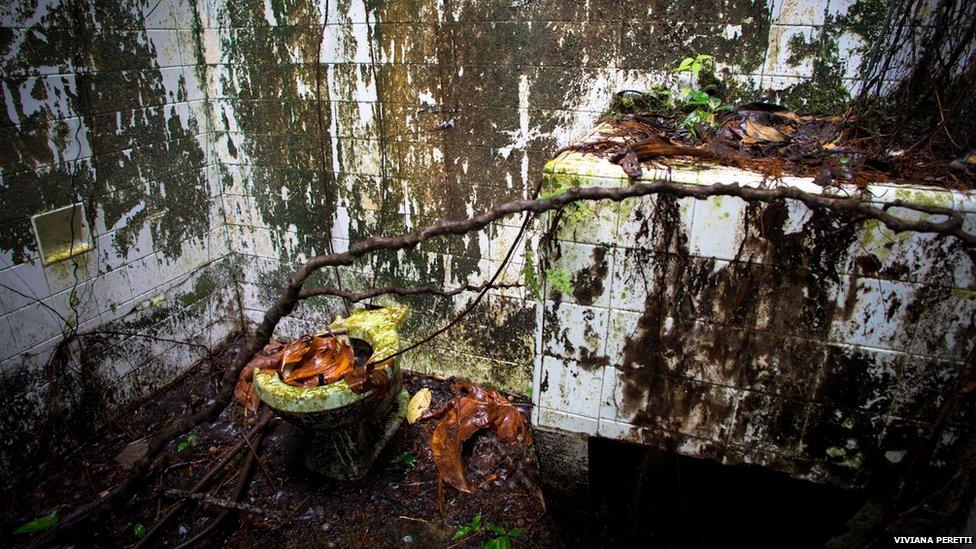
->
[419,381,533,494]
[579,99,975,189]
[0,335,559,548]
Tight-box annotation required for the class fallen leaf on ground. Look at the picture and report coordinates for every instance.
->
[14,510,60,534]
[422,382,532,493]
[407,388,432,424]
[734,102,801,124]
[613,147,642,179]
[742,119,787,143]
[114,438,149,469]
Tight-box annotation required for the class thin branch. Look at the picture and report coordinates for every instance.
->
[172,414,269,549]
[162,489,280,518]
[298,281,523,301]
[135,408,274,548]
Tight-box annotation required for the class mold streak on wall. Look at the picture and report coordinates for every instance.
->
[212,0,905,404]
[536,151,976,490]
[0,0,238,481]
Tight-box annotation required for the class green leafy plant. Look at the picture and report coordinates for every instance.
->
[544,268,573,297]
[133,522,147,539]
[452,514,525,548]
[675,53,713,79]
[13,509,60,534]
[452,513,483,541]
[601,53,730,136]
[484,523,526,549]
[673,54,730,137]
[391,452,417,467]
[176,432,199,452]
[676,87,729,136]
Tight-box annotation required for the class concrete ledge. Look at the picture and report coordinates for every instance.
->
[534,426,591,514]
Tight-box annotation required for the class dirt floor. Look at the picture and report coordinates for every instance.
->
[0,334,572,548]
[0,333,887,548]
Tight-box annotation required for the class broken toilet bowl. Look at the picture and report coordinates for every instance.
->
[252,305,410,480]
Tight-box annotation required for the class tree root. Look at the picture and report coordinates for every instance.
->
[135,407,274,548]
[162,489,280,518]
[173,410,272,549]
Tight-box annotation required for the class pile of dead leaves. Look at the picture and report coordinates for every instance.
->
[712,103,870,183]
[418,381,532,493]
[717,102,804,146]
[234,334,389,412]
[598,102,974,188]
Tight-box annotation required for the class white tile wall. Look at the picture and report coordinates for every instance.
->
[534,145,976,487]
[0,0,240,438]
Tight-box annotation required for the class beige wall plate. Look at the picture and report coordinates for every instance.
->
[31,203,93,266]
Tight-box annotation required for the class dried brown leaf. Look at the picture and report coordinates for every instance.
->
[742,119,787,143]
[281,336,313,370]
[114,438,149,469]
[428,382,531,493]
[344,367,390,395]
[235,340,284,411]
[284,337,355,385]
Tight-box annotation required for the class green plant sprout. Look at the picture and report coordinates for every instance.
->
[675,53,714,79]
[674,54,731,136]
[545,267,574,297]
[391,452,417,467]
[176,432,199,452]
[452,513,526,548]
[14,509,60,534]
[452,513,483,541]
[602,53,730,138]
[484,523,526,549]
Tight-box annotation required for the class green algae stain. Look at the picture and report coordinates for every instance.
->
[894,188,952,209]
[774,15,850,115]
[0,1,211,262]
[772,0,896,115]
[179,266,218,307]
[217,0,346,255]
[952,288,976,300]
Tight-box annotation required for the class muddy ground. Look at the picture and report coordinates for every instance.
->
[0,333,885,548]
[0,335,576,548]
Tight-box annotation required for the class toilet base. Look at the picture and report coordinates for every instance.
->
[302,389,409,480]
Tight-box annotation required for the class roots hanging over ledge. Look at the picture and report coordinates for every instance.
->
[31,176,976,546]
[854,0,976,155]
